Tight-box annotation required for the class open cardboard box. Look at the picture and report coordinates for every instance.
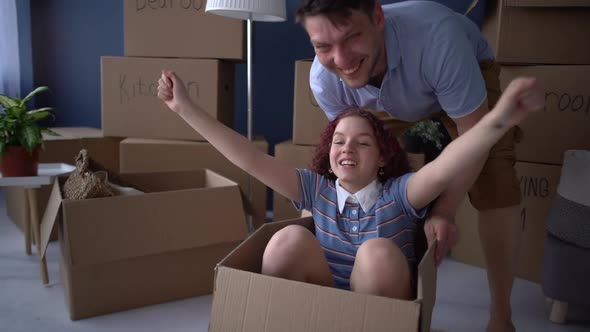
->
[40,169,248,320]
[209,217,437,332]
[120,137,269,229]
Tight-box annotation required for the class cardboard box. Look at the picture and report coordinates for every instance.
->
[101,56,234,141]
[272,141,316,221]
[5,127,121,239]
[124,0,244,60]
[293,60,330,146]
[119,137,268,229]
[483,0,590,64]
[40,169,248,320]
[500,65,590,164]
[451,161,561,283]
[209,217,437,332]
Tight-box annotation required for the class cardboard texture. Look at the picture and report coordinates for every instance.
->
[40,169,248,320]
[123,0,244,60]
[483,0,590,64]
[5,127,120,240]
[209,217,437,332]
[500,66,590,164]
[293,60,330,146]
[272,141,316,221]
[101,56,234,141]
[119,137,268,229]
[451,162,561,283]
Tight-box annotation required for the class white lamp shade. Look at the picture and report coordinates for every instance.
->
[205,0,287,22]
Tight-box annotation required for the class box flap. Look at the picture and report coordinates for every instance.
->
[204,169,258,216]
[417,240,437,332]
[121,137,191,145]
[45,127,101,141]
[40,180,63,258]
[204,169,239,187]
[505,0,590,7]
[50,127,103,138]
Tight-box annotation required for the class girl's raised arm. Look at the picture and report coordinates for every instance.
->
[406,77,544,210]
[158,70,300,202]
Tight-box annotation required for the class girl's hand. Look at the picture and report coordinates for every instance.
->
[492,77,544,128]
[157,70,192,115]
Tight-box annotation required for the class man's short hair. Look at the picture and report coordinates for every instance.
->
[296,0,376,25]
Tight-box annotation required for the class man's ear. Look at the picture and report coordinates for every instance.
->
[373,2,385,29]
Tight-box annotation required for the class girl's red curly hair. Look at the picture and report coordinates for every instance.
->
[310,108,410,183]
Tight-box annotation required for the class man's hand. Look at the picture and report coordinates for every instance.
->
[424,214,458,267]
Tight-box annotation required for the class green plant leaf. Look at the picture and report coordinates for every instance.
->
[28,107,54,114]
[26,110,53,122]
[0,141,5,160]
[42,128,60,137]
[5,105,25,117]
[0,95,19,110]
[404,120,444,151]
[20,125,42,152]
[20,86,49,107]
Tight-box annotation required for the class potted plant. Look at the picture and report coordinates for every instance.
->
[0,86,57,176]
[401,119,444,153]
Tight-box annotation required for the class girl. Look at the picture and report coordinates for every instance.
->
[157,71,542,300]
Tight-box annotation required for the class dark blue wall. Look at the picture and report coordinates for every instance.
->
[22,0,485,148]
[16,0,33,97]
[30,1,123,130]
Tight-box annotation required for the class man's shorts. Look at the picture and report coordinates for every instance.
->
[375,60,522,211]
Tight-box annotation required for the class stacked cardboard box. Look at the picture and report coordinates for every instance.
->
[292,60,330,146]
[483,0,590,65]
[103,1,268,227]
[451,0,590,283]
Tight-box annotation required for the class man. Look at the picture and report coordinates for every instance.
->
[297,1,521,331]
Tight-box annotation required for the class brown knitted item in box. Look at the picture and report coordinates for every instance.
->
[63,149,115,200]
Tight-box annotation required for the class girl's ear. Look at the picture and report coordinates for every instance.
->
[378,155,386,168]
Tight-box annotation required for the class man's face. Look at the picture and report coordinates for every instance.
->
[304,8,385,89]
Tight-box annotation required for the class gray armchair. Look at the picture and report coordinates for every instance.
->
[543,150,590,323]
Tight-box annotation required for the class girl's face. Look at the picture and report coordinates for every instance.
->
[329,115,385,193]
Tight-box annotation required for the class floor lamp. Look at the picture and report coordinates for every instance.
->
[205,0,287,232]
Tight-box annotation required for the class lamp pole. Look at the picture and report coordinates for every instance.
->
[246,16,254,232]
[247,17,253,143]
